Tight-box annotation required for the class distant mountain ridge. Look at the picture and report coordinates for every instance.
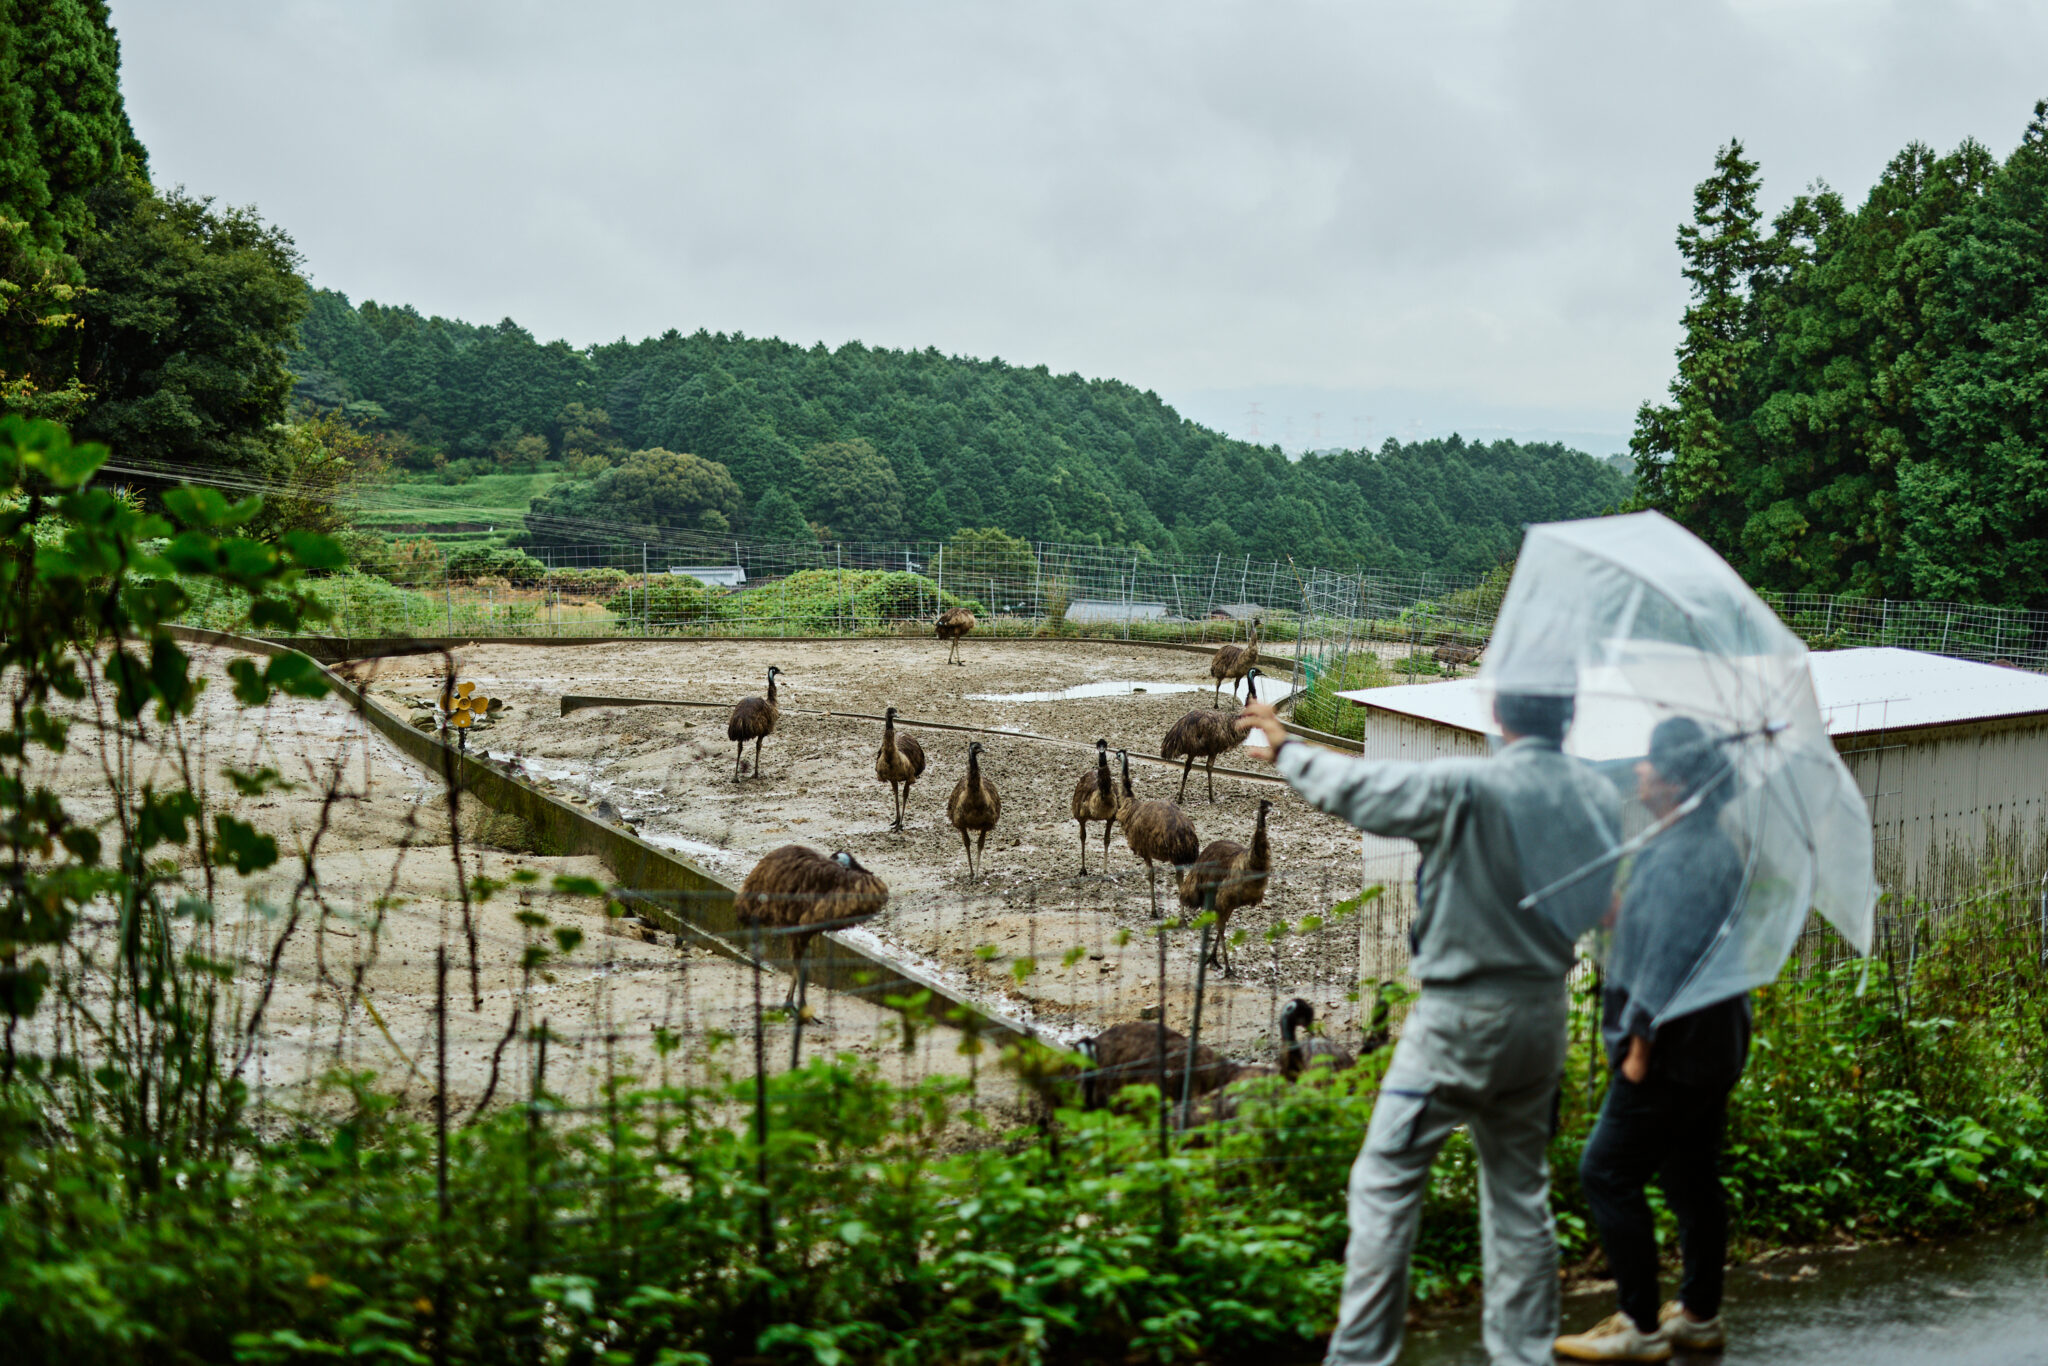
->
[293,288,1631,577]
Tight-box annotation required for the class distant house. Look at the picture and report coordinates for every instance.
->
[1064,599,1171,623]
[1207,602,1264,621]
[668,566,746,588]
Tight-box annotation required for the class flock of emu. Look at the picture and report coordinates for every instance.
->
[723,610,1358,1109]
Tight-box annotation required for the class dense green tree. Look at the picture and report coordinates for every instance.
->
[748,484,813,543]
[0,1,137,270]
[801,437,903,540]
[1901,102,2048,605]
[1636,105,2048,606]
[298,289,1628,576]
[521,447,742,550]
[70,178,307,479]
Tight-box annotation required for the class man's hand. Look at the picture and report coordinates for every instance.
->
[1622,1034,1651,1084]
[1235,697,1288,762]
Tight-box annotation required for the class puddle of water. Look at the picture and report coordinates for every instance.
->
[968,679,1296,703]
[639,831,747,867]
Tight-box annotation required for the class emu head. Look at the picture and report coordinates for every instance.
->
[830,849,867,872]
[767,665,782,680]
[968,741,985,758]
[1280,997,1314,1044]
[884,705,899,721]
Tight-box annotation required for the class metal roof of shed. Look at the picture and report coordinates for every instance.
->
[1336,646,2048,740]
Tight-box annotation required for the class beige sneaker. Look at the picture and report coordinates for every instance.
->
[1657,1301,1727,1352]
[1554,1312,1673,1361]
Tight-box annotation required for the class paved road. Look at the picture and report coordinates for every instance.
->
[1390,1224,2048,1366]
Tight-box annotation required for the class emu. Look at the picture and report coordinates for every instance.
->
[1433,642,1482,670]
[1280,998,1359,1080]
[1208,616,1262,704]
[734,845,888,1016]
[946,740,1001,879]
[1076,1021,1233,1111]
[874,706,926,832]
[1115,748,1198,917]
[1069,738,1118,874]
[936,605,976,665]
[726,665,782,780]
[1176,798,1271,976]
[1161,667,1262,803]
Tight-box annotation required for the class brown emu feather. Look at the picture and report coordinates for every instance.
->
[875,707,926,831]
[734,845,889,1012]
[946,741,1001,879]
[1207,617,1262,704]
[1162,667,1261,802]
[1177,798,1271,976]
[1078,1021,1233,1111]
[936,606,976,665]
[1069,738,1118,873]
[1115,748,1198,917]
[726,666,782,780]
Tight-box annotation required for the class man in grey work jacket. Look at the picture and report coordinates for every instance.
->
[1238,680,1620,1366]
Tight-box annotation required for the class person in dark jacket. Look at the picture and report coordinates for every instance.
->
[1556,716,1749,1362]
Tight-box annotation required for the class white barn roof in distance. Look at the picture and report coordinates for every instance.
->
[1337,646,2048,741]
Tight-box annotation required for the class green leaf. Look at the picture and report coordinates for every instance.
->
[214,814,279,875]
[281,528,347,569]
[264,651,331,699]
[227,658,269,706]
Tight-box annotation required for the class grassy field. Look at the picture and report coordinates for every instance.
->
[353,469,564,548]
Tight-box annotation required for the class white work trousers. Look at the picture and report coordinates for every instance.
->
[1325,980,1569,1366]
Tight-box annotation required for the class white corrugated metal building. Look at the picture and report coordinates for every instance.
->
[1334,646,2048,904]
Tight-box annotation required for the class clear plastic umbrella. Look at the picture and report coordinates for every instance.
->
[1478,510,1876,1025]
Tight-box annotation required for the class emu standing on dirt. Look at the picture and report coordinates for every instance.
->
[726,666,782,780]
[1070,738,1118,874]
[1116,748,1198,917]
[947,740,1002,879]
[874,706,926,832]
[1076,1020,1233,1110]
[1279,998,1358,1080]
[734,845,889,1016]
[1208,616,1262,704]
[936,605,976,665]
[1162,667,1262,803]
[1177,798,1271,976]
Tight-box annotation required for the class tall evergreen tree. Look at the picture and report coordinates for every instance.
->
[1632,141,1774,544]
[1902,102,2048,605]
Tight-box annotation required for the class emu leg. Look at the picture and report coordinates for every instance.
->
[790,958,808,1068]
[890,781,903,832]
[1077,819,1088,874]
[976,830,988,878]
[959,828,974,879]
[753,736,765,779]
[1206,756,1217,802]
[733,742,745,781]
[1147,862,1160,917]
[1101,819,1114,869]
[1177,756,1193,804]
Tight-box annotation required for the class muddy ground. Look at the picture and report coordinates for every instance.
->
[347,637,1423,1068]
[28,643,1011,1119]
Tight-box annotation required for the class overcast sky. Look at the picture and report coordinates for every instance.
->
[115,2,2048,455]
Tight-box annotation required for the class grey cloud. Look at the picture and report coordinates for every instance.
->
[112,0,2048,444]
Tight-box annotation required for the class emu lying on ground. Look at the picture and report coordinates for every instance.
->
[1070,738,1118,874]
[1076,1020,1234,1111]
[726,666,782,780]
[1162,667,1262,802]
[936,606,976,665]
[947,740,1001,879]
[734,845,888,1015]
[1208,616,1262,705]
[874,706,926,831]
[1176,798,1271,975]
[1115,748,1198,917]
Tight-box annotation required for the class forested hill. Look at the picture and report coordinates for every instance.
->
[294,289,1629,575]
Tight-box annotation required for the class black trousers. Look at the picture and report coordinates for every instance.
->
[1578,1072,1732,1333]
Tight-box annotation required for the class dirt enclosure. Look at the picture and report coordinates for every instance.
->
[32,635,1411,1119]
[344,637,1403,1061]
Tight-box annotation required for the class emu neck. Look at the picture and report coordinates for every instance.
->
[882,715,897,755]
[766,674,779,706]
[967,750,982,792]
[1094,751,1111,800]
[1250,808,1270,868]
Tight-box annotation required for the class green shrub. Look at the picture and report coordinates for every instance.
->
[603,579,735,628]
